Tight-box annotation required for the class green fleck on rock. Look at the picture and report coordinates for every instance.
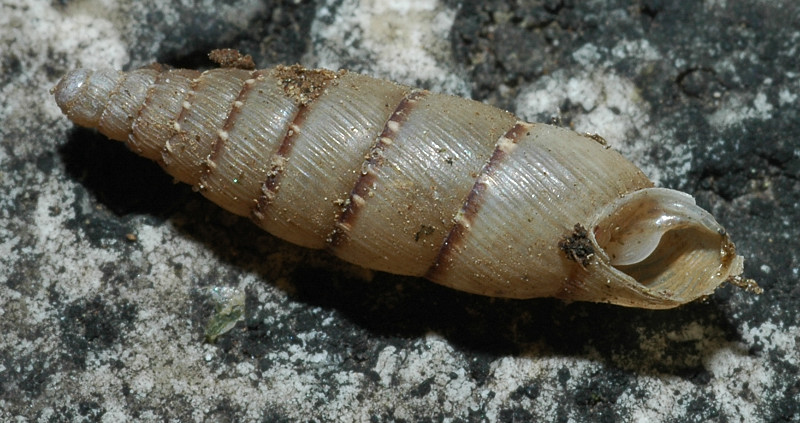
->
[204,286,246,343]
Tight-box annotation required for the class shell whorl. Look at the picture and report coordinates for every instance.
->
[52,63,753,309]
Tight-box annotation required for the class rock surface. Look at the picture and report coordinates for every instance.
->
[1,0,798,421]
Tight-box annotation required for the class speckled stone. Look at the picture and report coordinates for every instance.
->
[1,0,798,422]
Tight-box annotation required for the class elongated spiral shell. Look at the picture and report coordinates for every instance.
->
[52,56,757,309]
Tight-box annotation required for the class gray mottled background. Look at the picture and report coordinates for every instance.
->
[1,0,799,421]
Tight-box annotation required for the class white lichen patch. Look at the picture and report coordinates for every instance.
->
[709,89,777,129]
[0,0,126,131]
[513,38,702,185]
[374,345,399,387]
[31,179,119,302]
[741,321,800,367]
[704,347,775,421]
[481,355,598,421]
[514,69,641,133]
[57,281,296,421]
[515,67,683,185]
[307,0,470,96]
[613,319,798,422]
[778,86,797,106]
[6,0,127,71]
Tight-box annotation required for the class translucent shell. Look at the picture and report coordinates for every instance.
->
[586,188,745,307]
[52,61,757,309]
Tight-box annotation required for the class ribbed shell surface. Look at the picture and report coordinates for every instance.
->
[54,63,748,308]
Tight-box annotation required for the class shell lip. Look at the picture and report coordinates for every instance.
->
[584,188,747,308]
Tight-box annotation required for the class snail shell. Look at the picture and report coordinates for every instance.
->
[51,57,753,309]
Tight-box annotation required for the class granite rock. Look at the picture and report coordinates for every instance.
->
[1,0,798,421]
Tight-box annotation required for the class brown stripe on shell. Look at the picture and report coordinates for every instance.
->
[96,71,129,137]
[126,70,171,155]
[195,70,263,192]
[424,122,532,280]
[127,69,202,159]
[250,66,342,222]
[159,73,203,169]
[250,105,310,221]
[100,69,162,143]
[327,89,428,248]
